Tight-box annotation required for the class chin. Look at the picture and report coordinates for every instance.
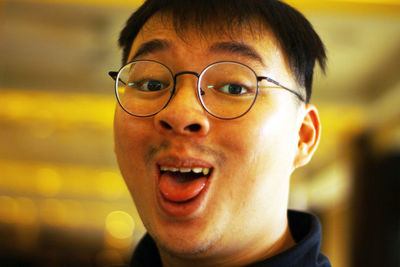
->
[151,225,222,258]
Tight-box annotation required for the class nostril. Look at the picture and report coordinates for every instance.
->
[185,124,201,132]
[160,120,172,130]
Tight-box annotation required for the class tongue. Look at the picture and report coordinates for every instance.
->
[159,172,207,202]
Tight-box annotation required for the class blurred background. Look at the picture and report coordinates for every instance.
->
[0,0,399,266]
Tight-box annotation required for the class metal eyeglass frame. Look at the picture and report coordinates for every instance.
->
[109,59,305,120]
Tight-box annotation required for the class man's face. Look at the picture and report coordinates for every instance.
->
[114,15,314,260]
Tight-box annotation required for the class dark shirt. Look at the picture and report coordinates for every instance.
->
[130,210,331,267]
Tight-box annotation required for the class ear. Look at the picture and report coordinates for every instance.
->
[294,104,321,168]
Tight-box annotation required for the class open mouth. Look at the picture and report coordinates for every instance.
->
[158,166,213,203]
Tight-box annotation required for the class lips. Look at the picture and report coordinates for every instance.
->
[156,158,213,218]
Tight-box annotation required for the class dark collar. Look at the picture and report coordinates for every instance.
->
[130,210,331,267]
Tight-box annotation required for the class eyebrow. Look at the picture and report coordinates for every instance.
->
[130,39,265,67]
[130,39,171,61]
[209,41,266,67]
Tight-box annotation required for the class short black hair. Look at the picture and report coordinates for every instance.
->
[118,0,326,103]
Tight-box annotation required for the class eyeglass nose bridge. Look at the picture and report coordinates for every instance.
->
[172,71,205,96]
[174,71,200,79]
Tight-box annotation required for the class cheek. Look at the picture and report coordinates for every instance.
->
[114,111,158,227]
[113,110,154,190]
[114,110,151,159]
[214,104,298,192]
[216,108,286,166]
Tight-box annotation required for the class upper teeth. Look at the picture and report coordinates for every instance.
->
[160,166,210,176]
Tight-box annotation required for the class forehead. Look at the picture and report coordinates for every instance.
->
[128,13,285,65]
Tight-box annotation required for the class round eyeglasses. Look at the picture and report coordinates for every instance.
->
[109,60,304,120]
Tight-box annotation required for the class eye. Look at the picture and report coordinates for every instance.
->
[219,84,247,95]
[128,80,166,92]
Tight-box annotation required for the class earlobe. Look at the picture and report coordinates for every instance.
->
[294,104,321,168]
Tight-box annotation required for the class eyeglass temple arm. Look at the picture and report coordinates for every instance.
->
[109,71,126,85]
[258,76,305,102]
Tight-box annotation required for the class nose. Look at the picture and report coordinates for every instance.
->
[154,74,210,136]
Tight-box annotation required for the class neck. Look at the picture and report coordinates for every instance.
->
[159,219,296,267]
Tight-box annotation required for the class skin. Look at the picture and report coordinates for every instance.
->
[114,14,321,267]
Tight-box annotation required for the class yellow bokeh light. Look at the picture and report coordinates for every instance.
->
[36,168,62,197]
[96,172,126,200]
[0,89,114,127]
[105,211,135,240]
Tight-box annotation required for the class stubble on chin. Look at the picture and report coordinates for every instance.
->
[153,226,224,259]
